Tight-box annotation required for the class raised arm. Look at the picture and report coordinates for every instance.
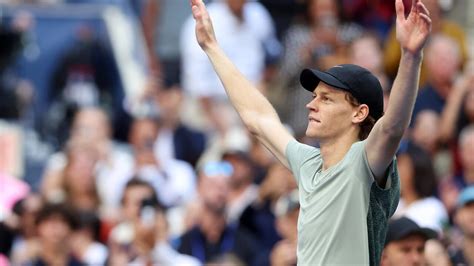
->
[366,0,432,181]
[190,0,294,167]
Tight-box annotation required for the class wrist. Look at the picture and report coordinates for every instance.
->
[401,49,423,62]
[203,41,219,54]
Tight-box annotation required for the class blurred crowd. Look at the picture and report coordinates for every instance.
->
[0,0,473,265]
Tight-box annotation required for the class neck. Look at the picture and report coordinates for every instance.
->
[41,243,69,265]
[319,134,358,171]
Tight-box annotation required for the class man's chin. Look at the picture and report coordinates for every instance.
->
[305,128,320,138]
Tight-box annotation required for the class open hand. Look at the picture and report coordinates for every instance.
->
[191,0,217,51]
[395,0,432,55]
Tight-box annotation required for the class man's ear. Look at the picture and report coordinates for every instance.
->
[352,104,369,124]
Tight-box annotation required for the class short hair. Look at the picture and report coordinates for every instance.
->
[35,203,78,230]
[120,178,161,208]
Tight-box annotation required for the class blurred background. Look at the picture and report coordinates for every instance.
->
[0,0,473,265]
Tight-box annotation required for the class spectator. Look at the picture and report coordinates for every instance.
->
[383,0,468,86]
[439,63,474,143]
[394,143,448,232]
[239,162,296,251]
[222,148,259,223]
[269,190,299,266]
[411,110,441,156]
[108,182,199,265]
[41,107,134,216]
[381,217,437,266]
[45,25,117,148]
[348,32,390,93]
[439,125,474,215]
[0,193,43,264]
[70,211,108,265]
[451,186,474,265]
[20,203,81,265]
[412,34,463,121]
[58,139,101,213]
[129,117,197,208]
[153,83,207,167]
[178,161,263,265]
[180,0,277,135]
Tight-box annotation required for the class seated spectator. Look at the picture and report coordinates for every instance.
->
[131,77,207,167]
[411,110,441,156]
[178,161,263,265]
[153,83,207,167]
[348,32,390,92]
[222,147,259,224]
[239,163,296,251]
[381,217,437,266]
[412,34,463,121]
[394,143,448,232]
[41,106,134,217]
[8,194,44,265]
[108,179,199,265]
[70,211,108,265]
[20,203,81,265]
[59,139,101,213]
[129,117,196,208]
[0,192,43,263]
[451,186,474,265]
[410,109,453,179]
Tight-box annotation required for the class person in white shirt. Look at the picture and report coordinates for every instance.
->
[180,0,277,134]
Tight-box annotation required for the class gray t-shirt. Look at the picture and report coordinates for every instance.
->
[286,139,399,266]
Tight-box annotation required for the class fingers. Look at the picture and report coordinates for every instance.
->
[419,12,432,27]
[416,1,430,16]
[191,0,205,20]
[411,0,418,13]
[395,0,405,21]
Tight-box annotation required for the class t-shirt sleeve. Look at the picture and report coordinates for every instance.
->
[285,139,320,184]
[360,141,400,218]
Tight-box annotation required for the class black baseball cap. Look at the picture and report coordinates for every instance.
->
[385,217,437,246]
[300,64,384,120]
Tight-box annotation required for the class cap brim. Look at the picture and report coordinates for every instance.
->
[401,227,438,242]
[300,69,349,92]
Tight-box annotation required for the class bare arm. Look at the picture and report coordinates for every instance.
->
[141,0,160,71]
[190,0,294,167]
[366,0,431,183]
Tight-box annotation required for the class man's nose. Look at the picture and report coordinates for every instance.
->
[409,250,424,266]
[306,98,319,110]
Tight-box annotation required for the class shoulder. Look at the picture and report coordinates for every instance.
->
[286,139,320,161]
